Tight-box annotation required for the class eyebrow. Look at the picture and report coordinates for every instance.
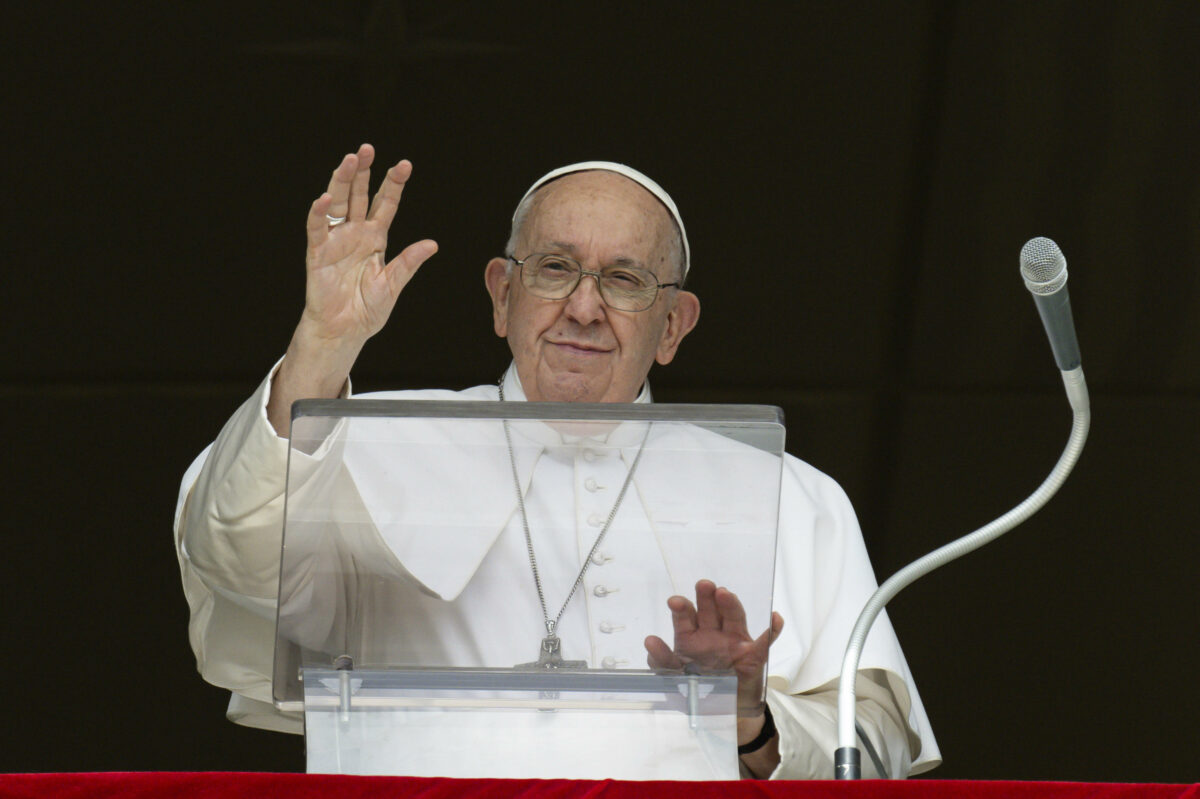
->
[546,241,643,267]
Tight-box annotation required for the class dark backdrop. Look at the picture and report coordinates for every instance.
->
[3,0,1197,782]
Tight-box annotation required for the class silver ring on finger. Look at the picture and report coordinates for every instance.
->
[326,214,348,227]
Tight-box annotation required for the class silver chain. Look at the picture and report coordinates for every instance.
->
[499,379,649,640]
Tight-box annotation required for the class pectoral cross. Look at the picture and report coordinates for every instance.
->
[515,629,587,670]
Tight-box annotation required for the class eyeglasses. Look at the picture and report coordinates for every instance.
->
[508,253,680,312]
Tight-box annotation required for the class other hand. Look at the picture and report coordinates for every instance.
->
[644,579,784,716]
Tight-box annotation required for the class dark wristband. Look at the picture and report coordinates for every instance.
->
[737,704,776,755]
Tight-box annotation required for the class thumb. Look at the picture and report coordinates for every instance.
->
[384,239,439,293]
[644,635,684,669]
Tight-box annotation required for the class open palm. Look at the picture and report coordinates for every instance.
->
[644,579,784,713]
[301,144,438,346]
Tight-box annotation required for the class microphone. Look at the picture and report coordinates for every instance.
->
[833,236,1091,779]
[1020,237,1081,371]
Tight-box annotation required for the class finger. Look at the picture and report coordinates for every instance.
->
[714,586,750,637]
[666,594,698,636]
[383,239,438,293]
[325,153,359,221]
[694,579,720,630]
[368,160,415,227]
[347,143,375,221]
[751,612,786,656]
[644,635,684,670]
[306,192,334,250]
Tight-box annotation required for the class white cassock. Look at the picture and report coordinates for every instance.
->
[175,361,941,779]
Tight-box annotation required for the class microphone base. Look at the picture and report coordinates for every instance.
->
[835,747,861,780]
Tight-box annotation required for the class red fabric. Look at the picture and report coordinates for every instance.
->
[0,774,1197,799]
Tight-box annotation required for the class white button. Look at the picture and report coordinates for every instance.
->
[586,513,604,527]
[583,449,597,462]
[593,585,619,597]
[584,477,600,492]
[601,657,629,670]
[591,551,613,565]
[598,621,625,634]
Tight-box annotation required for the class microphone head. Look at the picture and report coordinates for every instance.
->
[1020,237,1068,296]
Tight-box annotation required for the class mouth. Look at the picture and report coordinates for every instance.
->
[550,340,613,356]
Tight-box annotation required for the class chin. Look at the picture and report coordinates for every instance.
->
[538,373,611,404]
[543,385,606,404]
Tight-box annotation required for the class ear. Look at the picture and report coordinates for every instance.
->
[484,257,512,337]
[655,290,700,365]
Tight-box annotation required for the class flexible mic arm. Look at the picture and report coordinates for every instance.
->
[833,240,1091,779]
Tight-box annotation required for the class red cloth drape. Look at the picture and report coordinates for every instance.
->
[1,774,1197,799]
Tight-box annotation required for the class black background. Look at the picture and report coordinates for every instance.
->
[3,1,1198,781]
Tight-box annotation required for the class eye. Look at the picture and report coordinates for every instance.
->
[537,257,575,276]
[604,268,652,289]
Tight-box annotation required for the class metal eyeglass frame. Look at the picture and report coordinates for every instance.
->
[507,253,681,312]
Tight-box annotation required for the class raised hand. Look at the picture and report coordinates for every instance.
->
[301,143,438,347]
[267,144,438,435]
[644,579,784,716]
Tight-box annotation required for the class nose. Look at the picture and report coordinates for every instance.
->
[563,271,607,325]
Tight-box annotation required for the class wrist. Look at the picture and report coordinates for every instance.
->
[736,705,775,751]
[266,322,361,436]
[286,322,363,390]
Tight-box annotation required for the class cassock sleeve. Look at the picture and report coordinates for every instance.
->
[763,457,941,777]
[174,359,347,733]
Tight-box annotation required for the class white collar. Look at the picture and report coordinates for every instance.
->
[499,364,653,450]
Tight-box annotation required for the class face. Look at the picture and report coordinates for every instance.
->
[485,171,700,403]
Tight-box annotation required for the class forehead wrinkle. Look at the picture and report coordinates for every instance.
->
[542,240,645,268]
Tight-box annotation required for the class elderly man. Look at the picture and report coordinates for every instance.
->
[175,144,939,779]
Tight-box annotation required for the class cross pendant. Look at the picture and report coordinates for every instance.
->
[538,634,564,666]
[515,634,587,670]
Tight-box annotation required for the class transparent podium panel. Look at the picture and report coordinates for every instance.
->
[275,399,785,778]
[302,668,738,779]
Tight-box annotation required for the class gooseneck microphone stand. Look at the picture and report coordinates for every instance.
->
[834,238,1090,778]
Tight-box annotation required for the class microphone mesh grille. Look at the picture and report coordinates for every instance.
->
[1019,237,1067,295]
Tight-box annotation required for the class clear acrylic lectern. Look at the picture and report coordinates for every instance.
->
[274,399,785,779]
